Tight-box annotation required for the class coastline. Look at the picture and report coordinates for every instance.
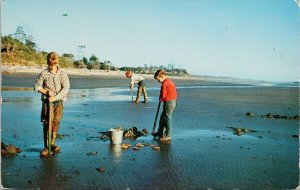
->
[1,65,240,89]
[2,65,287,89]
[1,65,135,77]
[1,65,298,90]
[0,65,195,80]
[1,66,257,90]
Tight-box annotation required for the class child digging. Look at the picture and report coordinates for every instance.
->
[34,52,70,157]
[125,70,148,103]
[154,70,177,141]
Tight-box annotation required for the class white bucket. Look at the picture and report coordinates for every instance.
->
[109,130,124,144]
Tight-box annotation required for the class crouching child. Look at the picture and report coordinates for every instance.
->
[125,70,148,103]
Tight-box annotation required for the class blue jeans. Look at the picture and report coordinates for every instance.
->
[158,100,176,138]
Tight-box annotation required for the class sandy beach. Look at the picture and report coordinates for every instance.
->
[1,69,299,189]
[1,65,195,80]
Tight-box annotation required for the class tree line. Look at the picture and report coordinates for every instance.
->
[1,26,189,76]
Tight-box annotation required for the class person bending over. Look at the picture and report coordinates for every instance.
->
[125,70,148,104]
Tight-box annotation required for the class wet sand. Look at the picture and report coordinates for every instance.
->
[1,73,299,189]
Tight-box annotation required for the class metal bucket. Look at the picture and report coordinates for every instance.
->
[109,129,123,144]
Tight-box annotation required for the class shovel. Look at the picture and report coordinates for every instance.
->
[48,102,53,155]
[151,101,161,137]
[131,89,133,103]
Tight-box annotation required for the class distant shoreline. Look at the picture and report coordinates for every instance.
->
[1,65,215,90]
[0,65,196,80]
[2,65,297,87]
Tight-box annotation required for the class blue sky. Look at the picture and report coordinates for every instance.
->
[1,0,300,82]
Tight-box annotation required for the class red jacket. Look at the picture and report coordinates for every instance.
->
[159,78,177,102]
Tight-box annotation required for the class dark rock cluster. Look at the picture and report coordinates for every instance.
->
[97,127,149,141]
[123,127,148,139]
[228,127,257,136]
[261,113,299,120]
[246,112,299,120]
[1,142,22,157]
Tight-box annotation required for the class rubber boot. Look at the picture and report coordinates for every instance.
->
[143,87,148,103]
[40,124,49,157]
[51,132,61,153]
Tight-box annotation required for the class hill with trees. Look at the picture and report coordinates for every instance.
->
[1,26,189,76]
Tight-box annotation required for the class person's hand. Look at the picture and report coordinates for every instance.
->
[46,90,55,97]
[49,96,56,103]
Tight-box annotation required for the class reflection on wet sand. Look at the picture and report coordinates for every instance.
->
[109,144,123,162]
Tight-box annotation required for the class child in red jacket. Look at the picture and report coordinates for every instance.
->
[154,70,177,141]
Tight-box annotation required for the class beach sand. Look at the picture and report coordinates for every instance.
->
[1,71,299,189]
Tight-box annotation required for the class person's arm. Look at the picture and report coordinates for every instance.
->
[159,83,168,102]
[130,77,135,90]
[34,72,45,93]
[54,72,70,101]
[34,72,49,95]
[34,71,56,98]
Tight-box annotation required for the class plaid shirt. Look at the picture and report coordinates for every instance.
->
[34,67,70,101]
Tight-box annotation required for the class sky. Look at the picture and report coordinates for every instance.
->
[1,0,300,82]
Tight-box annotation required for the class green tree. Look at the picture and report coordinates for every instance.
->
[59,56,73,68]
[103,60,112,71]
[1,35,19,52]
[14,26,26,43]
[25,39,36,52]
[87,54,100,70]
[82,57,88,65]
[23,34,37,52]
[159,65,166,70]
[87,62,100,70]
[74,60,86,68]
[62,53,75,60]
[89,54,99,63]
[167,63,174,72]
